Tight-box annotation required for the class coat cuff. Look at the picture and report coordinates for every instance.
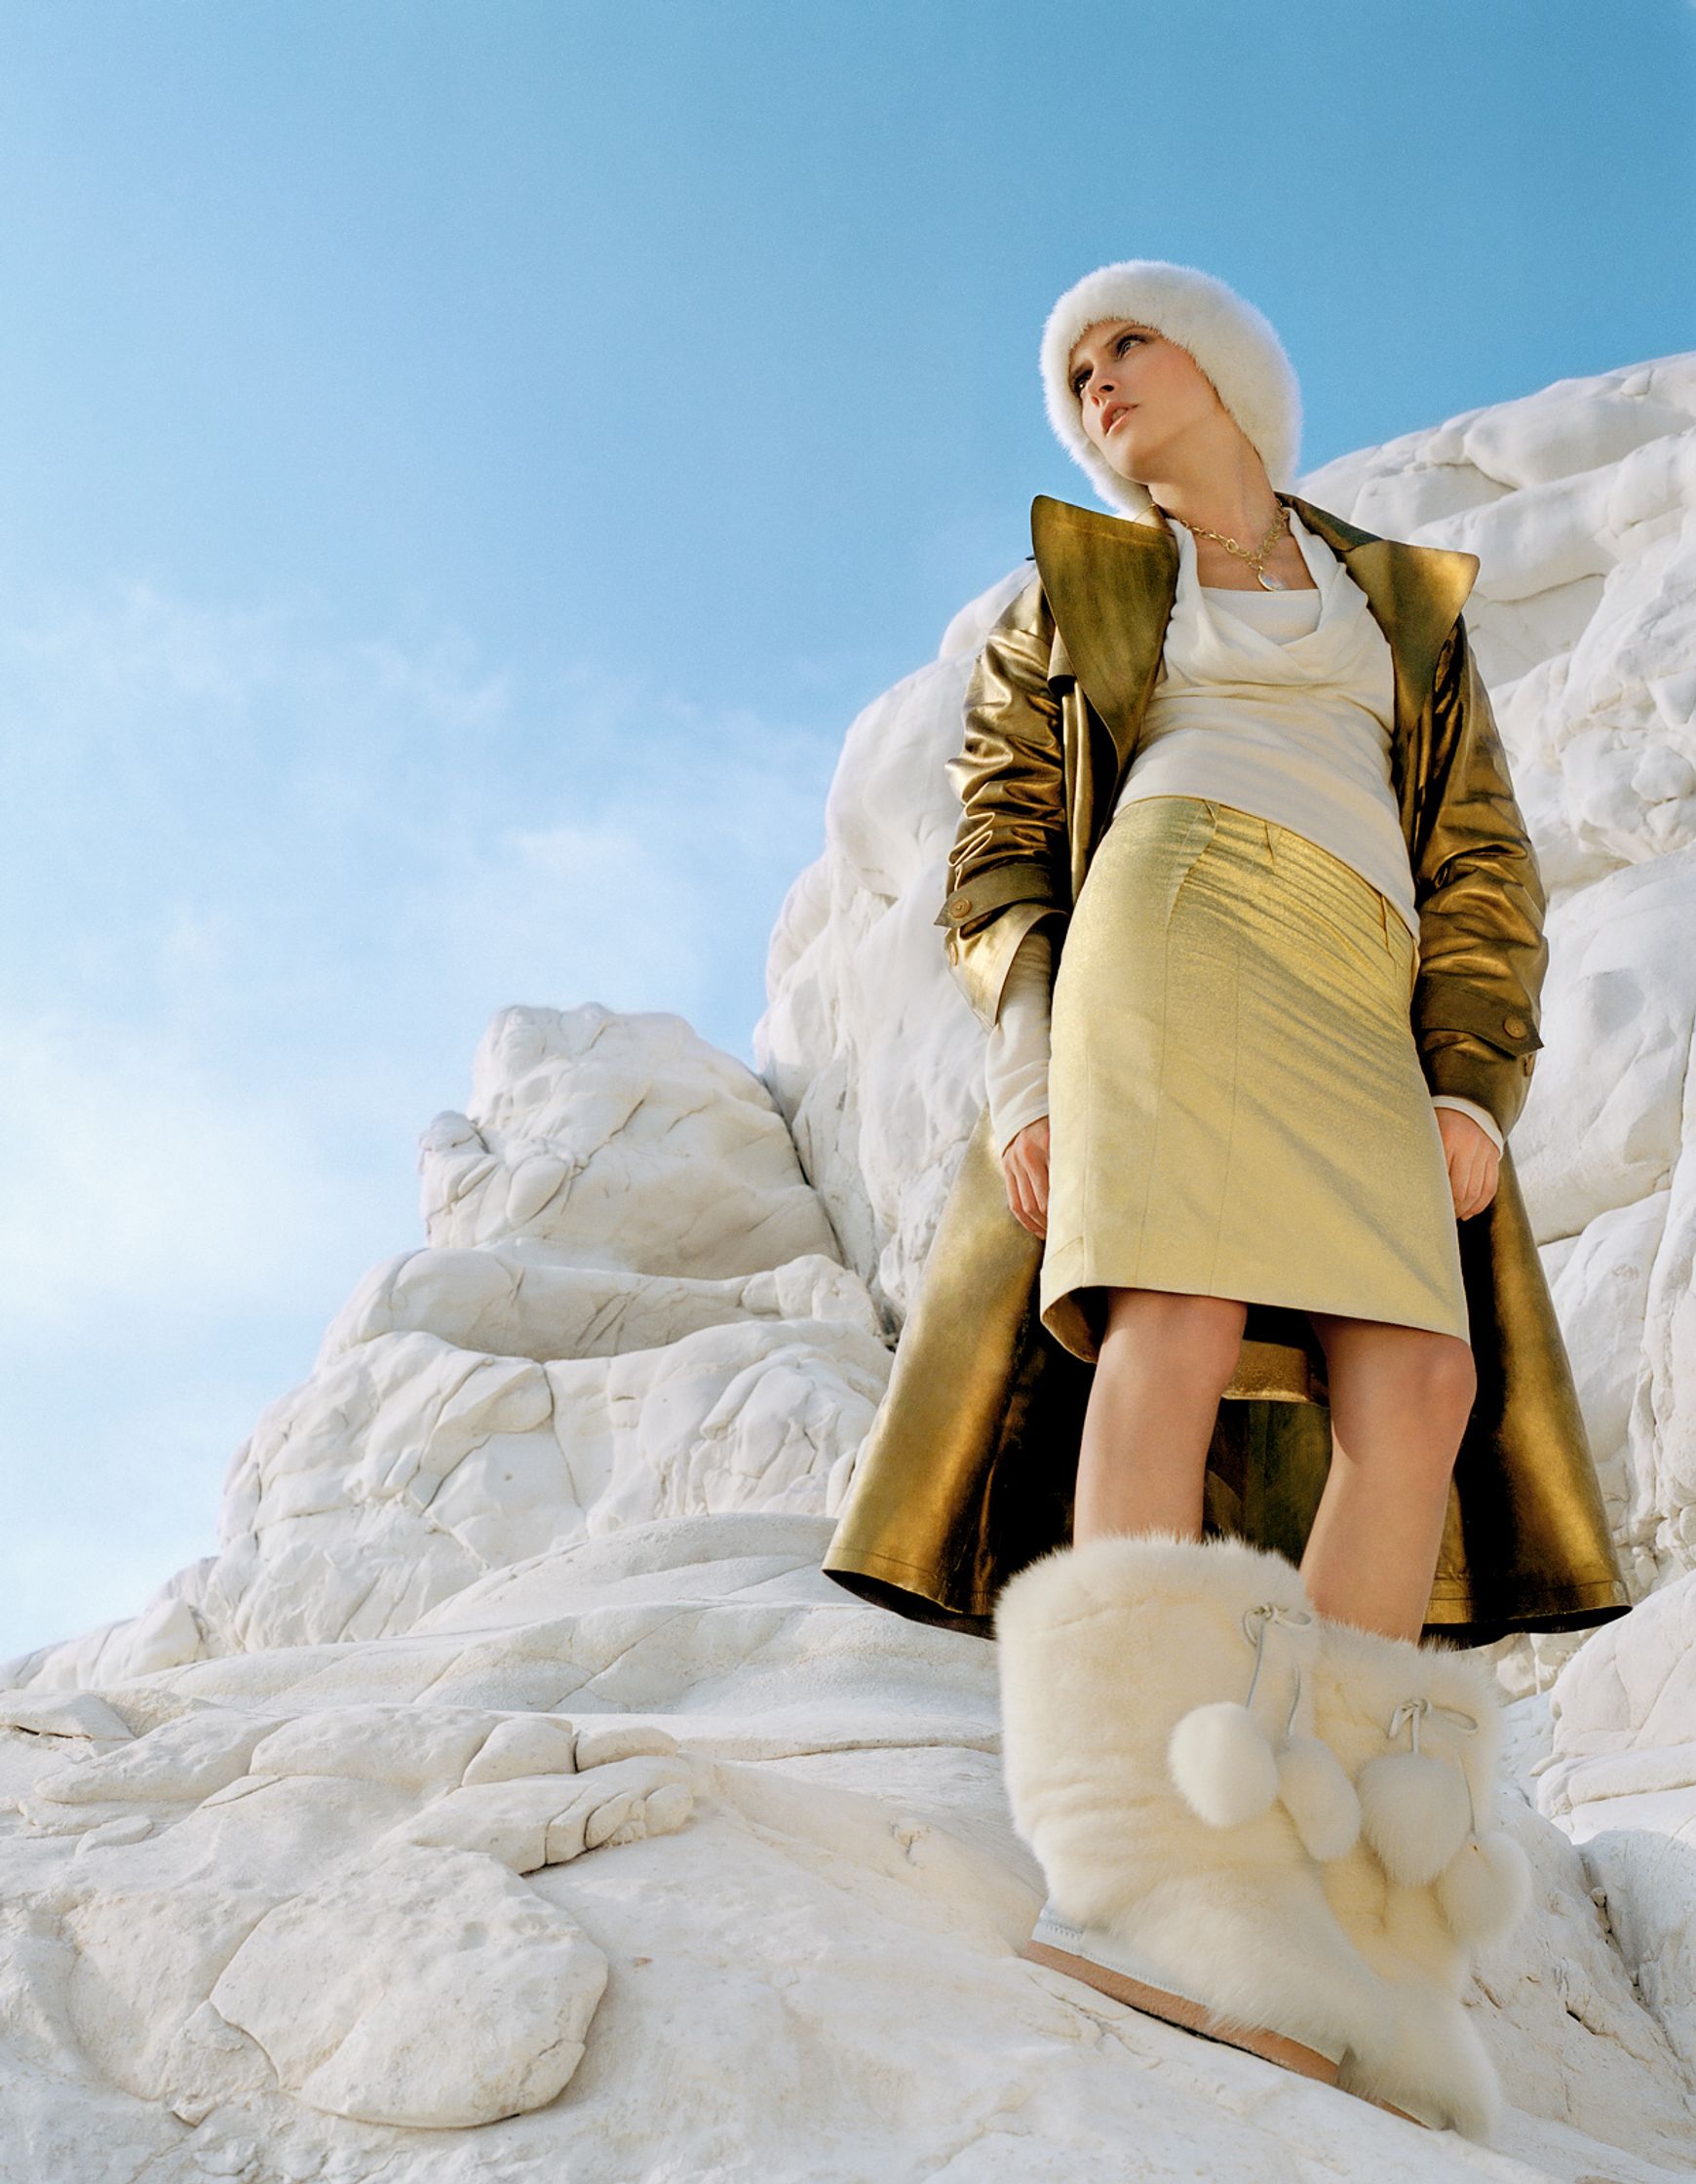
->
[1414,977,1543,1143]
[942,870,1067,1030]
[1419,1035,1533,1144]
[936,858,1065,934]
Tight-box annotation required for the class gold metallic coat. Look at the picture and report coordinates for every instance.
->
[822,489,1630,1644]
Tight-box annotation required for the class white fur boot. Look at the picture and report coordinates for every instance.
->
[995,1532,1399,2086]
[1308,1618,1532,2138]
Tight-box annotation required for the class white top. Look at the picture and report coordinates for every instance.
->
[1115,507,1419,949]
[982,510,1505,1163]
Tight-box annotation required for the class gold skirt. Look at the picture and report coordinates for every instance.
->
[1040,795,1471,1362]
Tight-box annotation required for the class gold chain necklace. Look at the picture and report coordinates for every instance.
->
[1166,501,1292,590]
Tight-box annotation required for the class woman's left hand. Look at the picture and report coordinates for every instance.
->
[1437,1108,1500,1221]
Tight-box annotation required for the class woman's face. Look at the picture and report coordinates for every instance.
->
[1067,318,1228,484]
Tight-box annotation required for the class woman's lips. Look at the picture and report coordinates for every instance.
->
[1103,405,1134,433]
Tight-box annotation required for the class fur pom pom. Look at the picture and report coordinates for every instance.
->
[1275,1733,1362,1861]
[1435,1828,1534,1941]
[1168,1700,1279,1827]
[1357,1750,1472,1886]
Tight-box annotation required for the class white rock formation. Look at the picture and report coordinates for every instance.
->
[6,357,1696,2176]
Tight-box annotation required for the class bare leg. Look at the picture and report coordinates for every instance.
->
[1073,1287,1250,1542]
[1299,1311,1478,1642]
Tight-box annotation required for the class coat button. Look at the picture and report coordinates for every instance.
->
[947,893,973,921]
[1503,1013,1528,1038]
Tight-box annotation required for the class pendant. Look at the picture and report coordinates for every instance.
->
[1256,568,1286,590]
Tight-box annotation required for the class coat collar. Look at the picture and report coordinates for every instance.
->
[1029,488,1481,776]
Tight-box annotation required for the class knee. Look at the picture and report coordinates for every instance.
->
[1389,1338,1478,1484]
[1419,1335,1479,1427]
[1100,1289,1249,1393]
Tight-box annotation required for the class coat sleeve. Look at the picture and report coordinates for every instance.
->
[935,574,1071,1027]
[1411,614,1549,1142]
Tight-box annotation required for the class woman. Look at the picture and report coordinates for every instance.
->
[826,256,1623,1661]
[825,259,1629,2127]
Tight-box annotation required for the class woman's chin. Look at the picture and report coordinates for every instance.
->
[1099,447,1148,488]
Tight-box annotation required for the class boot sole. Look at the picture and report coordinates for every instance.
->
[1020,1938,1432,2126]
[1020,1936,1341,2083]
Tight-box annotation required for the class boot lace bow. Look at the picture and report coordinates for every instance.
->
[1384,1695,1483,1833]
[1240,1601,1314,1731]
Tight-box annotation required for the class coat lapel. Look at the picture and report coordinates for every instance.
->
[1030,493,1173,781]
[1030,489,1483,824]
[1290,496,1482,809]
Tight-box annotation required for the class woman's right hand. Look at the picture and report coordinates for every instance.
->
[1000,1116,1051,1238]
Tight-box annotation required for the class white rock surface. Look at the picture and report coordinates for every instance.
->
[209,1843,610,2127]
[8,363,1696,2176]
[4,1517,1692,2178]
[1535,1568,1696,2082]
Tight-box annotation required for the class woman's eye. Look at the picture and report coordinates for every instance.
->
[1073,332,1143,394]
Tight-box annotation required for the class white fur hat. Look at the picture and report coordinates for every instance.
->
[1040,258,1302,519]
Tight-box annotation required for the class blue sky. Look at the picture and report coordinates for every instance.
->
[3,0,1692,1664]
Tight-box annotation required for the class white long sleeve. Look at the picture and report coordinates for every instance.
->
[1431,1093,1504,1154]
[982,927,1506,1162]
[983,924,1056,1157]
